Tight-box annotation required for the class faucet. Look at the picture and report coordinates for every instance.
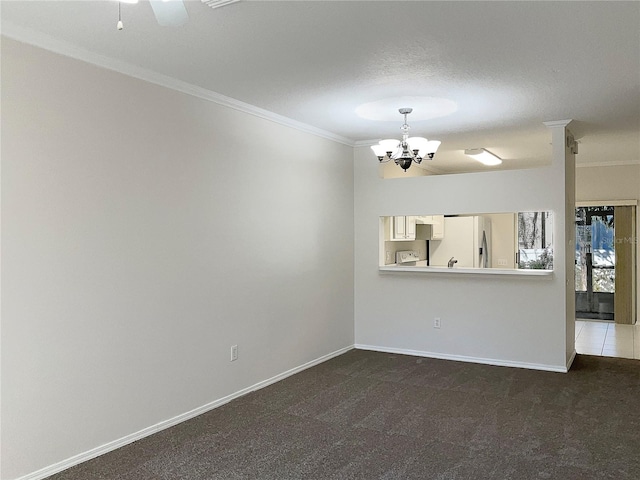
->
[448,257,458,268]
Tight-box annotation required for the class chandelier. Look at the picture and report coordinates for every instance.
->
[370,108,441,171]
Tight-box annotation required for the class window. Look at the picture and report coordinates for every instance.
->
[517,211,553,269]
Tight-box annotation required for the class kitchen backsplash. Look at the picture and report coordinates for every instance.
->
[383,240,427,265]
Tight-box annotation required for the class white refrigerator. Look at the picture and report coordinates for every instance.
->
[429,216,491,268]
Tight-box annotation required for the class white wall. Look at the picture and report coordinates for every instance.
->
[1,38,354,480]
[576,164,640,323]
[354,125,574,372]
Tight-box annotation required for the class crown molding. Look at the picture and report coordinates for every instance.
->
[1,23,355,147]
[353,139,379,148]
[543,119,574,128]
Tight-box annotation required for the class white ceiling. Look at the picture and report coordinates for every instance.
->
[2,0,639,173]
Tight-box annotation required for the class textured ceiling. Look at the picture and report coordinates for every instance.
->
[2,0,639,173]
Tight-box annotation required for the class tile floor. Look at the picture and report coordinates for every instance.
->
[575,319,640,359]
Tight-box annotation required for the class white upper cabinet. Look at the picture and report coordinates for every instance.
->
[415,215,445,240]
[391,216,417,240]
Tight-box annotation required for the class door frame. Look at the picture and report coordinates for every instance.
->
[576,200,637,325]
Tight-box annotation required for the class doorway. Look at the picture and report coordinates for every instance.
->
[575,204,637,324]
[575,206,615,320]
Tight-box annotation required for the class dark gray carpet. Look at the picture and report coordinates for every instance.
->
[47,350,640,479]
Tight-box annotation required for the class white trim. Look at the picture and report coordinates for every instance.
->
[0,23,354,147]
[576,160,640,168]
[379,265,554,276]
[543,119,573,128]
[354,344,569,373]
[354,139,380,148]
[566,349,577,371]
[15,345,354,480]
[576,200,637,207]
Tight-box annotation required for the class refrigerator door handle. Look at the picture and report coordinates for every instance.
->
[481,230,489,268]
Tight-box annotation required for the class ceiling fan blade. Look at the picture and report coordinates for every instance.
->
[149,0,189,27]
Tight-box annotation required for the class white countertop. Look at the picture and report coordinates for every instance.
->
[380,261,553,276]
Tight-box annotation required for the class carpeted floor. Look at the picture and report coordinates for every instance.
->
[47,350,640,479]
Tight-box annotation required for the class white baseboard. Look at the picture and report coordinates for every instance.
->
[354,344,569,373]
[16,345,354,480]
[566,349,577,371]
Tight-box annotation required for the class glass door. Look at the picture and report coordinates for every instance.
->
[575,206,615,320]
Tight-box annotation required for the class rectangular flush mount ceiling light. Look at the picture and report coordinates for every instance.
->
[464,148,502,166]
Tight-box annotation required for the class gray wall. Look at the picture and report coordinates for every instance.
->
[1,38,355,480]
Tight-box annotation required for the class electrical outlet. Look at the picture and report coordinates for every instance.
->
[434,317,441,329]
[386,251,391,263]
[230,345,238,361]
